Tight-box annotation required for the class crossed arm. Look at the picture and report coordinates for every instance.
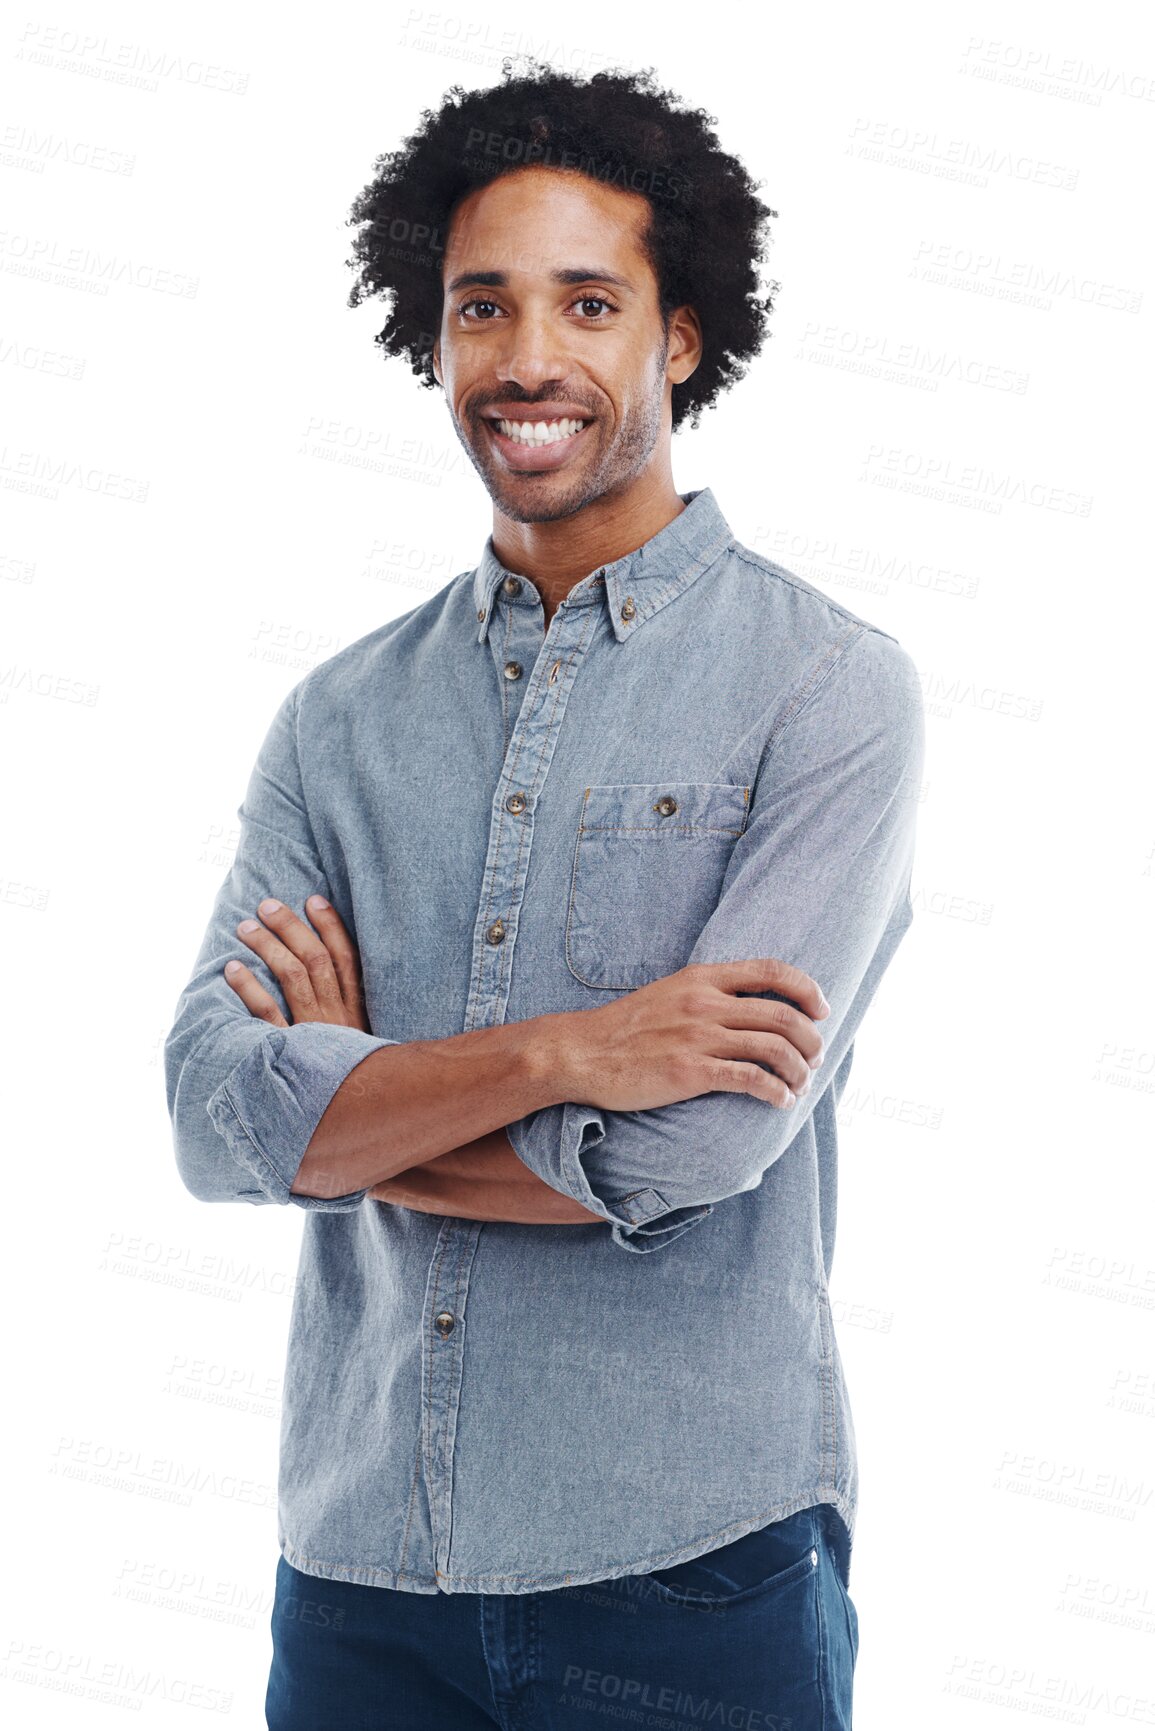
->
[221,894,602,1225]
[364,1128,602,1224]
[176,630,918,1236]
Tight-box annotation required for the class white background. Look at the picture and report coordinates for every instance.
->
[3,0,1153,1724]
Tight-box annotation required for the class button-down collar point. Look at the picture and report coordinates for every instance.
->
[471,488,732,644]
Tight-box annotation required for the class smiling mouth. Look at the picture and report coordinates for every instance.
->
[480,414,595,472]
[488,416,590,447]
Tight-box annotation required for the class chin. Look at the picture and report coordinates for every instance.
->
[489,489,590,526]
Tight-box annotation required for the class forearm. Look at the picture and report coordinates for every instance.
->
[367,1129,603,1224]
[290,1013,573,1200]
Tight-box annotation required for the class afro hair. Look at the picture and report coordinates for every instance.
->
[344,58,779,433]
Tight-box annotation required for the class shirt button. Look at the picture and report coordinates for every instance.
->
[485,918,506,945]
[810,1548,818,1567]
[620,596,636,621]
[434,1311,455,1337]
[506,792,527,815]
[502,575,522,595]
[477,608,486,621]
[503,661,523,681]
[653,795,679,817]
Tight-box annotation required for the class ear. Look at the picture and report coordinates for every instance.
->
[666,304,702,386]
[431,335,442,387]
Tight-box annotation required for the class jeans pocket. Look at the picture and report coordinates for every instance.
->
[643,1507,822,1611]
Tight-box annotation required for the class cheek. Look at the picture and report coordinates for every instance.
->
[606,352,662,422]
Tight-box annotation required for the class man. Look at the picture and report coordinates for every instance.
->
[165,60,923,1730]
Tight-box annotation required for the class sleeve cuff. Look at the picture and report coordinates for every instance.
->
[505,1103,714,1254]
[205,1022,401,1211]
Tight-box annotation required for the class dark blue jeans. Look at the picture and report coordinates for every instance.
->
[266,1503,858,1728]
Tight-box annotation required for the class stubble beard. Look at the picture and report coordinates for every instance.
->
[449,349,668,526]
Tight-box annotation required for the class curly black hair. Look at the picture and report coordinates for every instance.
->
[344,58,778,434]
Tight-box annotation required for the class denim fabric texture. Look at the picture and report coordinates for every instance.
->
[265,1503,857,1729]
[164,485,924,1595]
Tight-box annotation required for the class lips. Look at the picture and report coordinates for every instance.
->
[482,416,593,473]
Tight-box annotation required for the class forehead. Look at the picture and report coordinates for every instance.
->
[442,167,651,273]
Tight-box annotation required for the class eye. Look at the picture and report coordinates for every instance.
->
[570,296,619,320]
[457,298,505,321]
[453,294,621,323]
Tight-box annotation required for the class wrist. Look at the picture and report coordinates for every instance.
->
[522,1010,589,1109]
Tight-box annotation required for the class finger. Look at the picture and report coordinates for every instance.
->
[235,900,342,1021]
[714,1027,815,1097]
[706,1051,804,1109]
[714,995,826,1070]
[303,895,368,1021]
[698,958,830,1022]
[223,960,290,1028]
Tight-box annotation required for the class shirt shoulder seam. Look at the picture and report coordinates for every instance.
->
[757,621,866,767]
[728,542,903,643]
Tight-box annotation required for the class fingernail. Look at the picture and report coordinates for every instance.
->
[237,919,259,934]
[809,1053,823,1070]
[308,895,328,910]
[225,960,243,976]
[258,898,281,915]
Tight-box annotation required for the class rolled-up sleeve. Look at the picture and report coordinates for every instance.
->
[506,625,925,1252]
[504,1107,713,1253]
[163,677,401,1210]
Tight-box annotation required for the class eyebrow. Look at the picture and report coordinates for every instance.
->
[445,267,635,295]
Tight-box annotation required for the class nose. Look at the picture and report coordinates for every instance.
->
[493,305,571,396]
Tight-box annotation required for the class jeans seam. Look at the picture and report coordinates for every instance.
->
[816,1509,831,1731]
[477,1599,509,1731]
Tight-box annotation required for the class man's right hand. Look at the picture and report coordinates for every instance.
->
[546,959,830,1114]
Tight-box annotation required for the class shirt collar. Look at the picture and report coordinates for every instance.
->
[471,486,735,645]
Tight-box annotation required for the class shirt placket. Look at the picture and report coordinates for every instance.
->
[420,580,603,1584]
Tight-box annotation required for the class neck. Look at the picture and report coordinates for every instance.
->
[490,465,686,626]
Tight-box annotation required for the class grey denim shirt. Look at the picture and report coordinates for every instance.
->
[164,485,924,1594]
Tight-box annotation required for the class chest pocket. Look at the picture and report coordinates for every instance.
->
[565,782,751,991]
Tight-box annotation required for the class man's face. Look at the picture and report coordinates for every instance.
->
[432,166,696,524]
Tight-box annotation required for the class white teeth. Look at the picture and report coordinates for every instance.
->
[495,417,586,446]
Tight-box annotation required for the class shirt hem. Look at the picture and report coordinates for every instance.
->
[278,1484,855,1596]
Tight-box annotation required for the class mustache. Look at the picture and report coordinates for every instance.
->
[470,396,596,415]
